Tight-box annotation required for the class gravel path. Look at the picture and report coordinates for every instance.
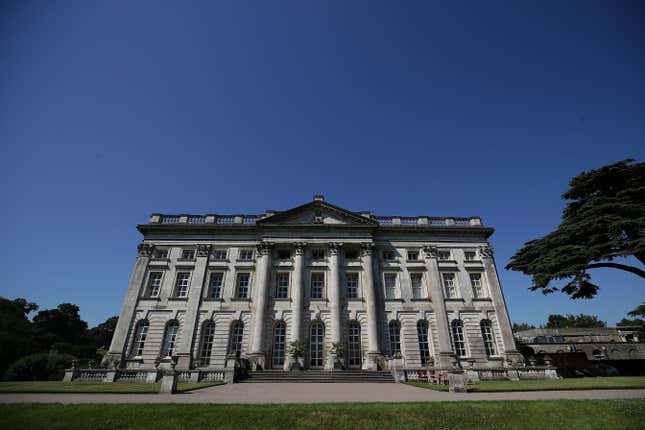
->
[1,383,644,404]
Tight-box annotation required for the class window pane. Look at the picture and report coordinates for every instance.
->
[346,273,358,298]
[147,272,163,297]
[272,323,286,366]
[417,321,430,366]
[385,274,397,299]
[276,273,289,298]
[389,321,401,355]
[131,321,149,357]
[237,274,250,298]
[175,272,191,297]
[311,273,324,299]
[442,273,457,298]
[481,320,496,356]
[161,322,179,357]
[411,273,423,299]
[209,272,223,298]
[199,322,216,365]
[451,320,466,357]
[348,322,361,367]
[229,322,244,354]
[309,322,324,367]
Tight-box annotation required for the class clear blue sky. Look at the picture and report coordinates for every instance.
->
[1,1,643,327]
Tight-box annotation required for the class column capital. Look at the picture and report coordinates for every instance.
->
[422,245,438,259]
[479,245,494,259]
[256,242,274,255]
[360,243,376,256]
[328,242,343,255]
[137,243,155,257]
[294,242,307,255]
[197,244,212,257]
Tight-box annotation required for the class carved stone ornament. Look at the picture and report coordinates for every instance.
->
[256,242,273,255]
[328,242,343,255]
[137,243,155,257]
[294,242,307,255]
[197,244,212,257]
[422,245,438,259]
[479,246,494,258]
[360,243,375,256]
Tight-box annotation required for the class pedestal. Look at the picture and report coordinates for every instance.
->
[448,371,466,393]
[364,352,383,371]
[175,353,192,370]
[246,352,266,371]
[504,351,525,368]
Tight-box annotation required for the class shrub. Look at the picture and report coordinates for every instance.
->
[4,352,75,381]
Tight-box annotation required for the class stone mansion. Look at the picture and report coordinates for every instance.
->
[106,196,523,373]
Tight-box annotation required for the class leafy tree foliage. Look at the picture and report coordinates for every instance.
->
[512,322,536,332]
[3,352,75,381]
[627,303,645,318]
[545,313,606,329]
[0,298,36,378]
[506,159,645,298]
[88,316,118,350]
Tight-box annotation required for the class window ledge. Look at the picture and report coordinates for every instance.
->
[487,356,504,361]
[273,298,291,302]
[444,298,465,302]
[309,298,328,302]
[210,259,229,263]
[385,298,404,302]
[347,298,363,302]
[168,297,188,301]
[472,297,492,301]
[410,298,431,302]
[140,297,162,301]
[126,357,144,363]
[177,258,196,262]
[203,297,224,302]
[151,258,170,262]
[231,298,251,302]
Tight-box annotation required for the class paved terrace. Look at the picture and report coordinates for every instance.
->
[1,383,644,404]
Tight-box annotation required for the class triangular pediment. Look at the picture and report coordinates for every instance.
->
[258,200,377,226]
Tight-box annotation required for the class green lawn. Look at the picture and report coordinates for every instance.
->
[1,400,644,429]
[406,376,645,392]
[0,381,224,394]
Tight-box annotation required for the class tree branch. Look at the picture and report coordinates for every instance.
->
[585,262,645,278]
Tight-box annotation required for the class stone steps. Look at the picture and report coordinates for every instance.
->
[241,370,394,383]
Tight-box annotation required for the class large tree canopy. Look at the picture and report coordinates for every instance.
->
[545,313,606,329]
[506,159,645,298]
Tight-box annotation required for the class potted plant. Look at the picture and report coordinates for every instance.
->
[330,342,345,370]
[287,340,306,371]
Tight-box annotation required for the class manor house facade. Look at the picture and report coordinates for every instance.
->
[107,196,523,372]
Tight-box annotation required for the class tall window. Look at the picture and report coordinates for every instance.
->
[346,273,358,299]
[199,321,216,365]
[388,321,401,355]
[410,273,424,299]
[309,322,324,367]
[348,321,362,367]
[469,273,485,298]
[130,320,149,357]
[175,272,191,298]
[272,322,286,367]
[236,273,250,298]
[229,321,244,354]
[384,273,397,299]
[208,272,224,299]
[480,319,497,356]
[442,273,457,298]
[311,273,324,299]
[276,273,289,299]
[161,320,179,357]
[417,320,431,366]
[146,272,163,298]
[451,319,467,357]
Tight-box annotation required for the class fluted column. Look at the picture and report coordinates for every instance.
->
[106,243,154,367]
[480,246,523,367]
[423,245,455,369]
[176,244,211,369]
[248,241,273,370]
[327,242,342,370]
[361,243,382,370]
[291,242,306,342]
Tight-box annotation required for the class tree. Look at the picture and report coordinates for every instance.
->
[545,313,606,329]
[88,316,118,350]
[12,298,38,315]
[627,303,645,318]
[506,159,645,299]
[0,298,37,378]
[32,303,88,346]
[512,322,536,332]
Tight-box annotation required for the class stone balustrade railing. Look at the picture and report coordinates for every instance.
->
[63,368,232,383]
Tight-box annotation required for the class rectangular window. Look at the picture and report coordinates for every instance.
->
[469,273,485,298]
[346,273,358,299]
[382,250,395,261]
[239,249,254,261]
[276,273,289,298]
[442,273,457,298]
[311,249,325,260]
[410,273,424,299]
[464,251,477,261]
[277,249,291,260]
[236,273,250,298]
[384,273,397,299]
[175,272,191,298]
[154,248,169,259]
[407,250,419,261]
[181,249,195,260]
[211,249,227,260]
[147,272,163,298]
[438,250,451,261]
[311,273,324,299]
[208,272,224,299]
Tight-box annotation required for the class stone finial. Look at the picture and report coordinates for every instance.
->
[422,245,438,259]
[197,244,212,257]
[137,243,155,257]
[294,242,307,255]
[328,242,343,255]
[256,242,273,255]
[479,246,494,258]
[313,195,324,202]
[360,243,375,256]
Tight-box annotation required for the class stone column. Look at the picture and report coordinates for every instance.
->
[480,246,523,367]
[105,243,154,367]
[423,245,455,369]
[327,242,342,370]
[285,242,306,370]
[248,242,273,370]
[175,244,211,369]
[360,243,382,370]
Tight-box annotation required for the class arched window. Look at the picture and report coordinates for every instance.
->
[130,320,149,357]
[160,320,179,357]
[417,320,431,366]
[309,321,325,368]
[199,320,216,366]
[272,321,287,367]
[229,321,244,355]
[451,319,466,357]
[388,321,401,356]
[347,321,362,367]
[480,319,497,357]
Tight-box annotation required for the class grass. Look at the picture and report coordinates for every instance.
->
[1,400,644,429]
[405,376,645,392]
[0,381,224,394]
